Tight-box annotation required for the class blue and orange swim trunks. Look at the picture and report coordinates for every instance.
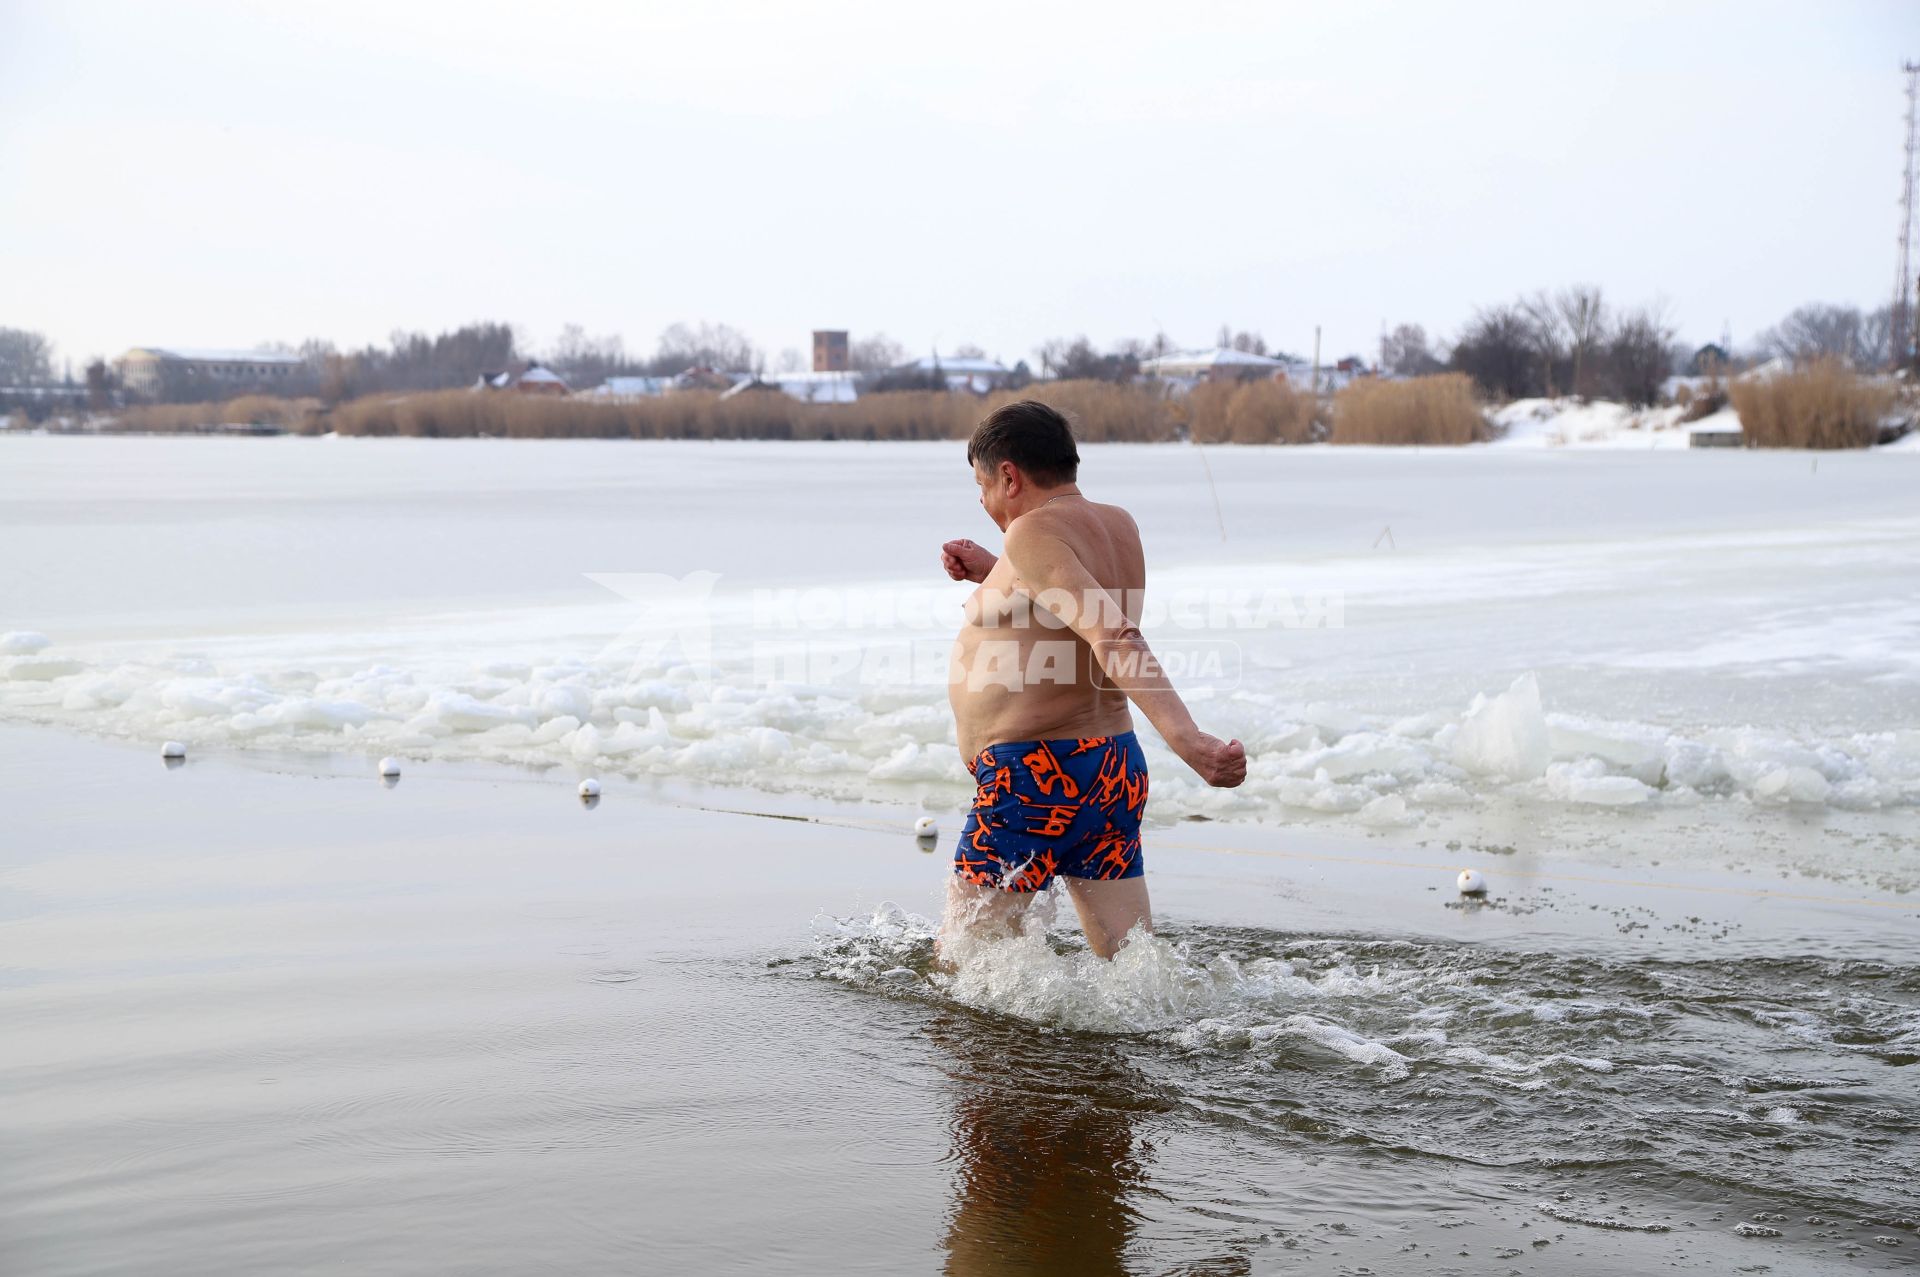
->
[954,732,1149,893]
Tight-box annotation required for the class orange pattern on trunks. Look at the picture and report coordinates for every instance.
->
[953,732,1148,893]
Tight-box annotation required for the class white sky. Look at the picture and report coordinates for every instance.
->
[1,0,1913,369]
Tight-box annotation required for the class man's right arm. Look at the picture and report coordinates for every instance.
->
[1001,523,1246,788]
[1091,621,1247,787]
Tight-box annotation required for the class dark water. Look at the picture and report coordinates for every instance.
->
[3,729,1916,1274]
[812,907,1920,1271]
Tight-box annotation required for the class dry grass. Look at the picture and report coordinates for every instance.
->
[111,396,324,433]
[1000,381,1177,442]
[101,376,1491,448]
[1186,379,1319,444]
[151,381,1182,444]
[1729,359,1897,449]
[1674,362,1731,423]
[325,389,972,440]
[1329,374,1486,445]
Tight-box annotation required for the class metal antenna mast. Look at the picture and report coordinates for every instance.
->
[1893,62,1920,372]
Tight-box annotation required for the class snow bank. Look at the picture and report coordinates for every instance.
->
[1488,397,1918,452]
[1487,398,1702,450]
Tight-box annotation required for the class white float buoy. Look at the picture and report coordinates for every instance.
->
[378,756,401,778]
[578,778,601,799]
[160,740,186,759]
[913,815,938,838]
[1458,868,1487,896]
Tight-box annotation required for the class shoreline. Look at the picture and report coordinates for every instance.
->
[10,721,1913,959]
[8,424,1919,451]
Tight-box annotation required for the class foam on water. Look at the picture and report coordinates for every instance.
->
[815,903,1652,1086]
[814,900,1241,1035]
[808,902,1920,1226]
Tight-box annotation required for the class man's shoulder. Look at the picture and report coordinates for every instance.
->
[1083,500,1142,547]
[1007,501,1138,545]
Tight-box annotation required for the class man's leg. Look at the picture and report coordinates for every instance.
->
[1061,875,1152,960]
[937,873,1038,962]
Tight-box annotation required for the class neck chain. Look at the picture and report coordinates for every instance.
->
[1041,492,1082,508]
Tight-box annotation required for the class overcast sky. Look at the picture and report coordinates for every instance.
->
[1,0,1912,370]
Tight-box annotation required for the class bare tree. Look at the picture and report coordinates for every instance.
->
[1758,304,1863,363]
[1379,323,1443,376]
[1213,325,1267,356]
[1605,305,1677,407]
[1752,303,1905,368]
[950,342,987,359]
[1857,306,1893,369]
[848,333,906,373]
[1035,335,1136,382]
[548,323,634,387]
[775,348,804,374]
[1519,291,1568,397]
[652,321,759,374]
[1035,337,1072,378]
[1450,305,1541,399]
[295,322,518,403]
[0,327,54,385]
[1555,285,1607,399]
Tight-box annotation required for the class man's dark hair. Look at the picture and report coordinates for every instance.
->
[967,399,1080,487]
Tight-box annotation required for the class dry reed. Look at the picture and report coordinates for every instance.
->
[1329,374,1486,445]
[1186,379,1319,444]
[1728,360,1896,449]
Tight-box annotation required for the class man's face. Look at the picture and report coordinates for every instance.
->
[974,461,1013,531]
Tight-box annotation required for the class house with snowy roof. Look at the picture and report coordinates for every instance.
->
[580,375,675,400]
[768,370,860,404]
[1138,348,1289,384]
[896,353,1011,395]
[1140,347,1373,394]
[474,362,571,395]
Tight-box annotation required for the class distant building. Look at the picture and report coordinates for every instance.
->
[474,362,570,395]
[812,330,850,373]
[580,375,675,400]
[1137,348,1288,383]
[116,347,304,396]
[1140,347,1373,394]
[770,370,859,404]
[1277,358,1368,394]
[898,353,1011,394]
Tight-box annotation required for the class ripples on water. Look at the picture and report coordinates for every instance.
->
[811,901,1920,1266]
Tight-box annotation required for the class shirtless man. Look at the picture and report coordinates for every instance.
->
[939,400,1247,960]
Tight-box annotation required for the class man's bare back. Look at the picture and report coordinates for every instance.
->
[948,494,1141,761]
[938,401,1246,960]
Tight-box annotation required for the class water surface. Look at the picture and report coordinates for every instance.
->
[4,730,1914,1273]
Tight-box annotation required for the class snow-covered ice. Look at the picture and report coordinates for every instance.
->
[3,435,1915,886]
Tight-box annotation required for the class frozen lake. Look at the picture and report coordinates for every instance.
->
[5,435,1919,1273]
[3,434,1917,888]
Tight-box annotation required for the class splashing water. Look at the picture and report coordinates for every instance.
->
[813,897,1249,1035]
[809,900,1920,1234]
